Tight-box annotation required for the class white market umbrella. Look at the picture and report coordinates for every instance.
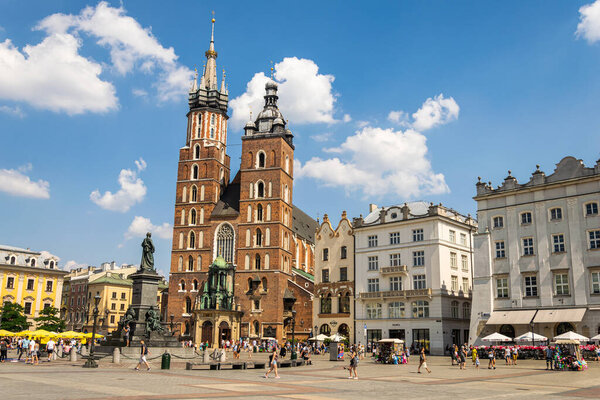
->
[590,333,600,341]
[314,334,329,341]
[553,331,589,342]
[514,332,548,342]
[482,332,512,342]
[329,333,346,342]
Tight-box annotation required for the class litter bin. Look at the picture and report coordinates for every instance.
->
[161,352,171,370]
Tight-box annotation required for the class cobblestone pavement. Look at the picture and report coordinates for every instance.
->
[1,351,599,399]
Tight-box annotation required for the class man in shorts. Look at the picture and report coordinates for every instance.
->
[135,340,151,371]
[417,347,431,373]
[46,338,55,362]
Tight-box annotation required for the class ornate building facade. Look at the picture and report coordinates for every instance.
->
[167,19,316,345]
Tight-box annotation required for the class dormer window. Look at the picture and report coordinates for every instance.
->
[9,255,16,265]
[48,260,55,269]
[550,208,562,221]
[30,258,36,267]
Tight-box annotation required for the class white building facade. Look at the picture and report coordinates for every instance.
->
[313,212,354,342]
[470,157,600,344]
[354,202,476,355]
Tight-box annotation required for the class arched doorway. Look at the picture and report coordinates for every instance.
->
[338,323,350,337]
[201,321,213,345]
[499,324,515,339]
[555,322,575,336]
[320,324,331,335]
[219,321,231,346]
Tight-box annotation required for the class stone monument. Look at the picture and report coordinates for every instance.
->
[105,233,179,348]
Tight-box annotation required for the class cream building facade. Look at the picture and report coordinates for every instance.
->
[313,212,354,342]
[0,245,67,328]
[470,157,600,344]
[354,202,476,354]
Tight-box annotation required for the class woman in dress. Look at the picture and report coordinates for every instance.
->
[264,346,280,378]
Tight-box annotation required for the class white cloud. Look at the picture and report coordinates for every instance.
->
[296,126,449,198]
[90,158,147,212]
[310,132,333,142]
[125,216,172,240]
[0,105,25,117]
[356,120,369,128]
[37,1,192,102]
[411,94,459,131]
[0,34,117,115]
[230,57,339,130]
[387,110,409,125]
[577,0,600,43]
[0,164,50,199]
[132,88,148,97]
[343,114,352,123]
[63,260,87,271]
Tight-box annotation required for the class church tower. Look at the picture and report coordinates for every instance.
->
[168,18,230,335]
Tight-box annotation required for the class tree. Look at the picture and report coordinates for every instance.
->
[0,302,30,332]
[34,306,66,332]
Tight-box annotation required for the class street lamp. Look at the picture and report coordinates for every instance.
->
[290,310,297,360]
[83,295,101,368]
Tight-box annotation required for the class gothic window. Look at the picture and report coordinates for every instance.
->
[255,254,261,270]
[257,151,266,168]
[256,229,263,247]
[249,152,253,168]
[245,254,250,269]
[185,297,192,314]
[200,208,204,224]
[180,280,186,291]
[220,148,224,163]
[178,256,183,272]
[262,278,267,291]
[200,185,205,201]
[193,280,198,291]
[191,186,197,202]
[198,231,203,248]
[216,223,235,263]
[265,253,270,268]
[192,165,199,180]
[265,228,270,246]
[285,155,290,173]
[189,231,196,249]
[211,114,215,125]
[257,204,263,221]
[246,229,251,247]
[266,204,271,221]
[180,210,185,225]
[194,144,200,159]
[190,209,196,225]
[197,256,202,271]
[182,186,187,202]
[284,184,289,203]
[257,182,264,198]
[210,127,215,138]
[178,233,184,249]
[268,182,272,197]
[249,183,254,198]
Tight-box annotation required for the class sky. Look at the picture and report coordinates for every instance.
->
[1,1,600,277]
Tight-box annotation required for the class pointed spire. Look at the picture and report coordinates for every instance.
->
[220,69,226,93]
[190,67,198,92]
[202,13,218,90]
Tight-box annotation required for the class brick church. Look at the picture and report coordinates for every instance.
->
[167,19,316,345]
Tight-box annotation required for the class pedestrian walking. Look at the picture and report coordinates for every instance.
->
[504,347,511,365]
[471,347,477,365]
[135,340,151,371]
[32,341,39,365]
[475,355,480,370]
[264,346,280,378]
[459,345,467,369]
[512,346,518,366]
[46,338,55,362]
[0,337,8,362]
[488,347,496,369]
[417,347,431,374]
[545,346,553,370]
[347,346,358,380]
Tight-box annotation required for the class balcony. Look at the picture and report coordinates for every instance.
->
[359,288,432,299]
[381,265,408,274]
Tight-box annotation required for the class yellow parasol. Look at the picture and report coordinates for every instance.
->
[0,329,15,336]
[16,330,32,337]
[60,331,85,339]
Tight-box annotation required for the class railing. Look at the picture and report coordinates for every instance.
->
[359,288,432,299]
[380,265,408,274]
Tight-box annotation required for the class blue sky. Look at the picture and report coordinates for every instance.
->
[1,1,599,277]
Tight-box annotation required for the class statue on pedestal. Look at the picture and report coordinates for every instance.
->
[145,306,164,335]
[140,232,155,272]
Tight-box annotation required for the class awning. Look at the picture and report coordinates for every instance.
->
[533,308,586,323]
[486,310,536,325]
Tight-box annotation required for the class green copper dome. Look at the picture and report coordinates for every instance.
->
[212,255,227,268]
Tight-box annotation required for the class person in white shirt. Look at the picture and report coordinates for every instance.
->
[46,339,55,361]
[29,339,37,365]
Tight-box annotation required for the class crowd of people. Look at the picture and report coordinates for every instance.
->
[0,335,84,365]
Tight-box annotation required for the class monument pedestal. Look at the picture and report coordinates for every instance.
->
[106,269,179,348]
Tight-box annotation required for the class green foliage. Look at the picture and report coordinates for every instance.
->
[34,306,66,332]
[0,302,30,332]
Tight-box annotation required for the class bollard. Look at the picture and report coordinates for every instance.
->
[202,350,210,363]
[113,347,120,364]
[52,351,57,361]
[70,349,77,362]
[219,350,227,362]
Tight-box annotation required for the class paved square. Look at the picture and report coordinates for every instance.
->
[1,352,599,399]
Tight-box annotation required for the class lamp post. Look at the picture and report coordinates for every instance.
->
[83,295,101,368]
[290,309,297,360]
